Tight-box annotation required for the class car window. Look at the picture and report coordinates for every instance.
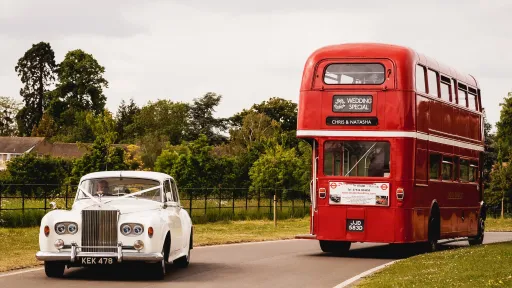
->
[170,179,180,205]
[164,180,172,202]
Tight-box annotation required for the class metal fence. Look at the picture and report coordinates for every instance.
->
[0,184,311,218]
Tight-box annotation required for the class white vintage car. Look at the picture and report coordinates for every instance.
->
[35,171,193,279]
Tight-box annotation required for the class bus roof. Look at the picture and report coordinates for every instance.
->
[302,43,478,89]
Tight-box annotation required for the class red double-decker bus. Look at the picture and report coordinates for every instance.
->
[295,43,486,253]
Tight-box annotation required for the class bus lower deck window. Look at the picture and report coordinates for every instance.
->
[323,141,390,177]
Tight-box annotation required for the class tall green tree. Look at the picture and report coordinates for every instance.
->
[482,111,497,185]
[14,42,57,135]
[50,49,108,120]
[70,136,128,185]
[187,92,228,145]
[0,96,22,136]
[231,97,297,132]
[132,99,190,145]
[115,98,140,143]
[495,92,512,159]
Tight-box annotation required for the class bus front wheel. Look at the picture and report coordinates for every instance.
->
[319,240,351,255]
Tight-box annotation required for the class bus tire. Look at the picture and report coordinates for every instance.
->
[319,240,351,255]
[468,216,485,246]
[426,206,440,252]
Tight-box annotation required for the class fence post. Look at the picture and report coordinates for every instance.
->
[65,185,69,209]
[232,189,235,216]
[189,190,193,216]
[269,192,272,218]
[218,189,221,213]
[44,189,47,213]
[273,193,277,227]
[22,187,25,214]
[204,190,207,215]
[245,189,248,212]
[258,189,261,212]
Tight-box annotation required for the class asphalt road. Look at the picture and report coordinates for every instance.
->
[2,232,512,288]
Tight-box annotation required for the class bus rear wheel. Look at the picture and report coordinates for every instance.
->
[319,240,351,255]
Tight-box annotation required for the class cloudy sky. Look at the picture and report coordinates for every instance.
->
[0,0,510,130]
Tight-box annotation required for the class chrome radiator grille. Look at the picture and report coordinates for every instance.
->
[81,210,119,252]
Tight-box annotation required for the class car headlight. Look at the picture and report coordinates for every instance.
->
[120,223,144,236]
[55,222,79,235]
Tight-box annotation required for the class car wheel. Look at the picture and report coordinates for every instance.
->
[44,261,65,278]
[150,247,166,280]
[174,245,190,268]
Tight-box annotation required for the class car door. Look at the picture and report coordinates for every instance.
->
[170,178,191,250]
[164,178,182,256]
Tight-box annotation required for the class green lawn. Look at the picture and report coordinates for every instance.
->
[0,216,310,272]
[356,241,512,287]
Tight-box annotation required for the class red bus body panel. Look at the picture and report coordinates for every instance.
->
[298,43,484,244]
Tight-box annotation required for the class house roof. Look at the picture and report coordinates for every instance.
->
[0,137,45,153]
[46,142,89,158]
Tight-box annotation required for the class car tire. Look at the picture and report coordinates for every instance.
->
[174,245,190,268]
[150,247,166,280]
[44,261,65,278]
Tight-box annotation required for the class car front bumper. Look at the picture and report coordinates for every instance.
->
[36,242,163,263]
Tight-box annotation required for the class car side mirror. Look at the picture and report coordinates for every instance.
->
[50,202,57,210]
[166,192,172,202]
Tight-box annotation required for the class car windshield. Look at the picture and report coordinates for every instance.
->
[77,177,162,202]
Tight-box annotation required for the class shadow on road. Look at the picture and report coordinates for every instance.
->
[304,240,472,260]
[62,261,239,282]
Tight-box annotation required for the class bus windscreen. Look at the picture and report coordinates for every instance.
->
[324,141,390,177]
[324,63,385,85]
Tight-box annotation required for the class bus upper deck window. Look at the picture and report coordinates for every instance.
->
[324,63,385,85]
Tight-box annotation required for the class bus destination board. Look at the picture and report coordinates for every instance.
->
[332,95,373,113]
[326,117,378,126]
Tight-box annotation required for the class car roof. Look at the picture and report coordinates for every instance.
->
[79,170,174,183]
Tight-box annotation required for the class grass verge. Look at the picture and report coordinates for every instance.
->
[356,241,512,287]
[0,216,309,273]
[486,217,512,232]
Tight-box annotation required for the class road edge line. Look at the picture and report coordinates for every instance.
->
[0,267,44,278]
[332,260,400,288]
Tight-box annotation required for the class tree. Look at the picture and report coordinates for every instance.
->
[132,99,190,145]
[248,143,306,199]
[14,42,57,135]
[154,135,236,195]
[482,110,497,186]
[5,153,73,197]
[229,111,281,151]
[70,136,128,185]
[115,98,140,143]
[489,150,512,219]
[495,92,512,158]
[231,97,297,132]
[50,49,108,118]
[187,92,228,145]
[0,96,22,136]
